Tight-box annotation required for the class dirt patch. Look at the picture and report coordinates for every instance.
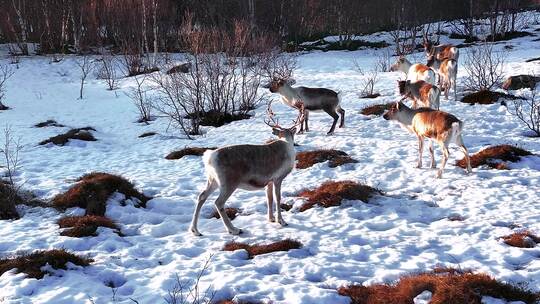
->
[456,145,532,169]
[52,172,150,215]
[296,150,357,169]
[138,131,157,138]
[34,119,65,128]
[525,57,540,63]
[166,63,191,74]
[486,31,534,42]
[0,249,92,279]
[501,231,540,248]
[449,32,479,43]
[186,110,252,127]
[360,93,381,99]
[338,268,539,304]
[0,182,22,220]
[461,90,523,105]
[223,239,302,258]
[165,147,216,160]
[360,103,394,116]
[58,215,121,237]
[298,180,381,212]
[0,104,10,111]
[210,207,240,220]
[39,127,96,146]
[128,67,160,77]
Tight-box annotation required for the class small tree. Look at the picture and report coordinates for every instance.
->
[96,54,119,90]
[353,61,379,98]
[463,43,505,92]
[76,56,94,99]
[0,64,15,110]
[125,75,153,124]
[0,126,22,219]
[507,89,540,137]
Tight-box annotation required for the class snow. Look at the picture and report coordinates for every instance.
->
[1,15,540,304]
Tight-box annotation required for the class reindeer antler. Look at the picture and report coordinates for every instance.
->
[264,101,281,128]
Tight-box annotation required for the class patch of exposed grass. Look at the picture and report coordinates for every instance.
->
[298,180,381,212]
[457,144,532,169]
[138,131,157,138]
[52,172,150,215]
[210,207,240,220]
[58,215,121,237]
[338,268,540,304]
[360,103,394,116]
[460,90,523,105]
[34,119,65,128]
[0,249,92,279]
[39,127,96,146]
[223,239,302,258]
[296,150,357,169]
[165,147,216,160]
[501,231,540,248]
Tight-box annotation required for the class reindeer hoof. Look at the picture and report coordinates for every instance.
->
[190,227,202,237]
[436,170,443,179]
[229,228,243,235]
[278,219,288,227]
[268,217,276,223]
[416,164,422,169]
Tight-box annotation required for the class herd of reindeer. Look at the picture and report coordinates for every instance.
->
[189,39,473,236]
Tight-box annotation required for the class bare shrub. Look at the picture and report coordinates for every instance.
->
[353,61,379,98]
[96,54,119,90]
[125,75,153,124]
[374,48,392,73]
[76,55,94,99]
[261,49,297,81]
[0,126,23,219]
[0,64,15,110]
[463,43,505,92]
[165,255,215,304]
[507,89,540,136]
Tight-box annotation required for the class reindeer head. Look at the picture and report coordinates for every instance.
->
[390,56,406,72]
[383,101,405,121]
[265,102,304,141]
[268,78,295,93]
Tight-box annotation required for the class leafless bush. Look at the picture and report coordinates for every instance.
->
[353,61,379,97]
[0,126,23,219]
[507,89,540,137]
[164,255,215,304]
[0,64,15,110]
[152,17,273,138]
[261,49,297,81]
[463,43,505,92]
[125,75,153,124]
[389,25,421,56]
[374,48,392,72]
[96,55,119,90]
[76,56,94,99]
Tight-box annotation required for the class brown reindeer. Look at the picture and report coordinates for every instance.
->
[383,101,471,178]
[423,40,459,62]
[397,80,441,110]
[427,55,458,100]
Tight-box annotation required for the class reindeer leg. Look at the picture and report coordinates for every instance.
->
[429,141,436,168]
[338,106,345,128]
[273,179,287,226]
[304,110,310,132]
[456,135,472,173]
[437,142,450,179]
[213,186,241,235]
[417,135,424,168]
[324,107,339,135]
[190,179,218,236]
[266,182,275,222]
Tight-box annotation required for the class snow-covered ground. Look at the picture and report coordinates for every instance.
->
[1,17,540,304]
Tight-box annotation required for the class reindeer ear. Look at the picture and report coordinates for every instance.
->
[272,128,280,136]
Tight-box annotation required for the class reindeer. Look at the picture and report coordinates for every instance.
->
[390,56,437,85]
[423,36,459,62]
[383,101,472,178]
[268,78,345,135]
[427,55,458,100]
[189,107,303,236]
[397,80,440,110]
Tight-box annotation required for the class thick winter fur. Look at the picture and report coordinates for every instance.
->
[424,42,459,61]
[398,80,441,110]
[190,128,296,236]
[269,79,345,134]
[427,56,458,100]
[390,56,437,85]
[383,101,472,178]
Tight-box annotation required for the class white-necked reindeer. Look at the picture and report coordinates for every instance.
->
[390,56,437,85]
[383,101,471,178]
[427,55,458,100]
[397,80,440,110]
[268,79,345,135]
[189,107,303,236]
[423,35,459,62]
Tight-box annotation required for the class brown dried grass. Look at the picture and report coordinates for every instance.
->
[456,144,532,169]
[138,131,157,138]
[165,147,216,160]
[58,215,120,237]
[210,207,240,220]
[460,90,522,105]
[0,249,92,279]
[501,231,540,248]
[39,127,96,146]
[338,268,539,304]
[34,119,65,128]
[52,172,150,215]
[223,239,302,258]
[298,180,381,212]
[360,103,394,116]
[296,150,357,169]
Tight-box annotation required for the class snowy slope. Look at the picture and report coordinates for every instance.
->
[1,18,540,304]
